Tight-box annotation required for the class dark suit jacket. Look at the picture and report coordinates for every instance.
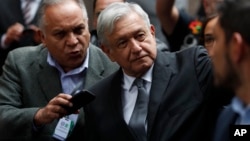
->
[212,105,238,141]
[85,46,232,141]
[0,44,118,141]
[0,0,41,74]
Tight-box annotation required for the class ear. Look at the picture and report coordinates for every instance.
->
[40,31,46,47]
[100,44,115,62]
[230,32,245,64]
[150,25,156,37]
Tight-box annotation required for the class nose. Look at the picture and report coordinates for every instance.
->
[66,32,78,47]
[129,38,141,52]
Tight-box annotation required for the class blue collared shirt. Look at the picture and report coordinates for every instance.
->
[47,48,89,94]
[232,96,250,125]
[47,48,89,124]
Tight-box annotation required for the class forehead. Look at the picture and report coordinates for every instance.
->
[44,1,85,25]
[214,19,225,38]
[110,13,146,35]
[205,17,218,31]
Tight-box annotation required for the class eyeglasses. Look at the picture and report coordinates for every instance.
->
[204,35,215,48]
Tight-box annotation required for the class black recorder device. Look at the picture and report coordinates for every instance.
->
[66,90,95,114]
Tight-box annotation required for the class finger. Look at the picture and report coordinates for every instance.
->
[73,109,80,114]
[49,94,73,113]
[44,102,68,120]
[12,23,24,33]
[28,24,39,31]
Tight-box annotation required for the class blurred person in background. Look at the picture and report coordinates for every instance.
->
[212,0,250,140]
[199,15,218,57]
[156,0,223,52]
[0,0,42,74]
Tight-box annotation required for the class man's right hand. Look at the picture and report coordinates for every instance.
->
[33,93,73,127]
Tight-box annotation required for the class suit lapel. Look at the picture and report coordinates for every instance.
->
[213,106,238,141]
[37,46,62,101]
[36,45,107,101]
[106,71,136,140]
[84,45,105,88]
[147,50,173,135]
[109,71,128,127]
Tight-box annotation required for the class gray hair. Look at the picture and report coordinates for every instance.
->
[37,0,88,32]
[97,2,151,45]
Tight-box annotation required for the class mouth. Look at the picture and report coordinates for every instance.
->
[131,55,146,62]
[68,51,81,58]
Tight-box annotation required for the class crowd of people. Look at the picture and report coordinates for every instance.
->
[0,0,249,141]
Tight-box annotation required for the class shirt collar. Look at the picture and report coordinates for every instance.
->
[232,96,250,118]
[47,48,89,75]
[123,63,154,91]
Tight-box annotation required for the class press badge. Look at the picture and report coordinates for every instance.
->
[53,117,74,141]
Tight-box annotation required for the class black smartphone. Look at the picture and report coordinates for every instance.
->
[22,28,34,36]
[66,89,95,114]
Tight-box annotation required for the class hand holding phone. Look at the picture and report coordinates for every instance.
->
[65,90,95,114]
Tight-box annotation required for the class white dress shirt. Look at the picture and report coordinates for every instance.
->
[122,64,154,126]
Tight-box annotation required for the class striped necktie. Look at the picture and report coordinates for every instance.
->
[23,0,32,24]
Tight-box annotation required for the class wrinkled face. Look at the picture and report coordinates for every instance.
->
[102,13,157,77]
[204,16,218,57]
[212,19,237,88]
[93,0,124,29]
[41,1,90,72]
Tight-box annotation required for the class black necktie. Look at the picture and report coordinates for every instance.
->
[129,78,148,141]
